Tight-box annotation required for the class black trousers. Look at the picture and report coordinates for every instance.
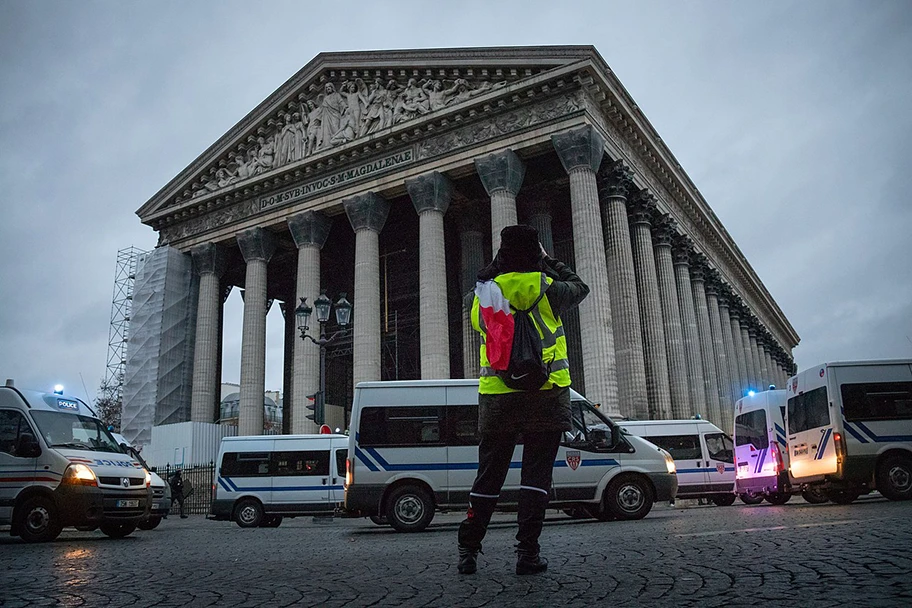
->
[458,430,563,554]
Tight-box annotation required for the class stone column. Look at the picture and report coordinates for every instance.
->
[653,218,691,419]
[237,227,276,435]
[739,314,757,392]
[287,211,331,434]
[190,243,227,423]
[717,289,743,410]
[597,161,649,420]
[705,275,733,431]
[748,323,763,391]
[475,149,524,252]
[689,257,722,426]
[525,195,555,255]
[459,209,485,379]
[406,171,452,379]
[628,192,672,419]
[552,125,619,414]
[728,304,749,399]
[761,343,774,389]
[344,192,390,389]
[672,237,706,418]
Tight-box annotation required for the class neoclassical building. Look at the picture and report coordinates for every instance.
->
[128,46,798,439]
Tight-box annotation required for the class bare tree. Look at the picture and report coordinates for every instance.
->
[95,377,122,431]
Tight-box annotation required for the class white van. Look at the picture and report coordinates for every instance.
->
[344,380,677,532]
[0,381,151,542]
[111,432,171,530]
[209,434,348,527]
[732,390,814,505]
[786,360,912,504]
[618,419,735,506]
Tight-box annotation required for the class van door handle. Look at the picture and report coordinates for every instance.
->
[322,479,327,485]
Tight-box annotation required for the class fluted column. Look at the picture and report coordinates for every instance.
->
[761,344,774,389]
[673,238,706,418]
[597,161,648,419]
[190,243,227,423]
[287,211,331,433]
[653,219,691,419]
[459,210,485,379]
[475,149,524,252]
[729,305,749,398]
[628,192,671,419]
[689,257,722,426]
[237,227,276,435]
[344,192,390,389]
[717,289,743,411]
[748,324,763,391]
[705,276,733,431]
[525,193,555,255]
[407,171,452,379]
[552,125,618,414]
[739,315,756,392]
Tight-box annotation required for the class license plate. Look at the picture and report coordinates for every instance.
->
[116,500,139,508]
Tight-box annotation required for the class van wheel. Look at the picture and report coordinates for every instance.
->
[765,492,791,505]
[605,475,653,520]
[801,486,829,504]
[17,496,62,543]
[385,485,434,532]
[369,515,388,526]
[235,498,264,528]
[827,489,861,505]
[876,454,912,501]
[711,494,736,507]
[137,516,162,530]
[739,494,764,505]
[260,515,283,528]
[100,522,137,538]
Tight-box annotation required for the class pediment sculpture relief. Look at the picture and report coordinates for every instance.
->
[193,77,506,198]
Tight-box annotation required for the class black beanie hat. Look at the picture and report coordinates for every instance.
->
[496,224,541,272]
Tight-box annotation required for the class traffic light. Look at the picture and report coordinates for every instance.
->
[305,391,324,425]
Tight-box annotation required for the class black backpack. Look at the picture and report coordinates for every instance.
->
[498,289,551,391]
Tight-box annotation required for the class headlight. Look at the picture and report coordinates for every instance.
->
[144,469,152,488]
[662,450,676,474]
[62,463,97,486]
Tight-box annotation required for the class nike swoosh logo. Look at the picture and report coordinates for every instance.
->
[510,373,529,380]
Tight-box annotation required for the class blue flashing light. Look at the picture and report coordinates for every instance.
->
[53,384,64,395]
[747,390,756,397]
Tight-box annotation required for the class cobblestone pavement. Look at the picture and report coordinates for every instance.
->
[2,494,911,607]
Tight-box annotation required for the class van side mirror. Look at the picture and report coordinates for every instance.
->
[150,466,157,473]
[16,433,41,458]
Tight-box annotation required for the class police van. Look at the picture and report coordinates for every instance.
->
[786,360,912,504]
[111,432,171,530]
[618,419,736,506]
[0,380,151,542]
[344,380,678,532]
[732,389,820,505]
[210,434,348,527]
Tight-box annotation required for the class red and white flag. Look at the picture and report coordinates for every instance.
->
[475,280,514,371]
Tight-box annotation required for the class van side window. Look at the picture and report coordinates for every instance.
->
[446,405,480,446]
[735,410,769,450]
[273,451,329,476]
[787,387,829,433]
[647,435,702,460]
[704,433,734,463]
[335,449,347,478]
[220,452,270,477]
[0,409,31,456]
[359,407,444,447]
[841,382,912,421]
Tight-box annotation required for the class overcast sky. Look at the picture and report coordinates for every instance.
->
[1,0,910,402]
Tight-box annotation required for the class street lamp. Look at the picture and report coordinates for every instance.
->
[295,290,352,426]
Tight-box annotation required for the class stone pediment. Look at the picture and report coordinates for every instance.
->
[136,46,607,223]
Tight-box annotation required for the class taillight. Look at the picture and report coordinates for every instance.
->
[345,458,353,487]
[834,432,846,463]
[771,443,784,473]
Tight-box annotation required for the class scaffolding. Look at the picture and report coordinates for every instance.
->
[106,246,149,397]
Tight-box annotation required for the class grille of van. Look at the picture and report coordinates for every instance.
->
[99,476,145,487]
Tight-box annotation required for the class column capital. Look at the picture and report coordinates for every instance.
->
[237,227,276,263]
[627,189,658,226]
[474,149,525,196]
[672,235,694,266]
[343,191,390,233]
[191,242,228,277]
[551,125,606,174]
[597,159,634,199]
[689,252,709,281]
[288,210,332,249]
[406,171,453,215]
[652,215,679,247]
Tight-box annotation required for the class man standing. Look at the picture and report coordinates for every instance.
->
[458,224,589,575]
[169,470,188,519]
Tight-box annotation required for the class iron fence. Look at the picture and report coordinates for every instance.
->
[158,463,216,515]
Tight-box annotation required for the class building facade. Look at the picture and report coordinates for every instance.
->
[131,46,799,436]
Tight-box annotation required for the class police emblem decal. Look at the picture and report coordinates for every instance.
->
[566,451,581,471]
[121,478,130,488]
[717,463,725,475]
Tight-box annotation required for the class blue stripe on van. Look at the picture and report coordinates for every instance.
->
[774,423,786,438]
[815,429,832,460]
[355,447,380,472]
[852,421,912,443]
[842,422,869,444]
[217,477,232,492]
[356,448,618,472]
[776,435,787,449]
[220,477,341,492]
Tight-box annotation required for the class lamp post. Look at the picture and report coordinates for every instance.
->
[295,290,352,427]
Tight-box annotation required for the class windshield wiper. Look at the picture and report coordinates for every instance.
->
[52,442,93,449]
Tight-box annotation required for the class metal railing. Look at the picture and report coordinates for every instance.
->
[159,463,215,515]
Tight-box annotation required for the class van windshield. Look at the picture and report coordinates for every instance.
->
[30,411,124,453]
[735,409,769,450]
[568,399,616,447]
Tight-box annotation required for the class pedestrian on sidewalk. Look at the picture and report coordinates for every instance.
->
[458,224,589,575]
[169,469,189,518]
